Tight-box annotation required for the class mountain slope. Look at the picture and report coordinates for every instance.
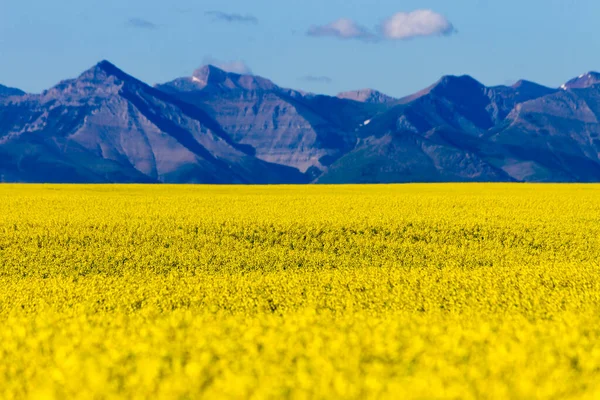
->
[485,84,600,182]
[157,66,389,176]
[0,61,307,183]
[318,75,573,183]
[317,127,514,183]
[0,84,25,98]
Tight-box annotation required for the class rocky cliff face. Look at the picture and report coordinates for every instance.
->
[157,66,389,176]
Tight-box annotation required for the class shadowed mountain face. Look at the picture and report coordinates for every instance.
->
[485,84,600,182]
[0,84,25,98]
[2,62,600,183]
[317,74,600,183]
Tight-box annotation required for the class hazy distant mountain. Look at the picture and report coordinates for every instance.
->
[0,84,25,98]
[337,89,397,104]
[2,62,600,183]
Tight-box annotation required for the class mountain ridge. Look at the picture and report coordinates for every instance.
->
[2,61,600,183]
[0,84,25,98]
[337,89,397,104]
[0,61,307,183]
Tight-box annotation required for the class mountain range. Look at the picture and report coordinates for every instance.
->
[1,61,600,183]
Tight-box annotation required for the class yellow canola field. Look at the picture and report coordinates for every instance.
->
[1,184,600,399]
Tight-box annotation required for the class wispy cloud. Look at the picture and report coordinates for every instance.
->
[206,11,258,24]
[381,10,455,40]
[202,57,253,75]
[127,18,159,30]
[300,75,333,84]
[307,18,374,41]
[307,10,455,42]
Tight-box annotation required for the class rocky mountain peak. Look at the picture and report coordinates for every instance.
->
[512,79,539,89]
[191,65,229,87]
[398,75,486,105]
[337,89,397,104]
[561,72,600,90]
[434,75,485,93]
[507,79,556,97]
[76,60,130,83]
[189,65,278,92]
[40,60,143,102]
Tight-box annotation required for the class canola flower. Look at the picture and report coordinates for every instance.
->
[0,184,600,399]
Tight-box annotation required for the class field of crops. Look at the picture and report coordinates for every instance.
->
[1,184,600,399]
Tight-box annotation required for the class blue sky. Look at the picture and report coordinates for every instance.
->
[1,0,598,97]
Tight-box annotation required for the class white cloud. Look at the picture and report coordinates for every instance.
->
[217,61,253,75]
[307,18,374,40]
[307,11,456,42]
[381,10,455,40]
